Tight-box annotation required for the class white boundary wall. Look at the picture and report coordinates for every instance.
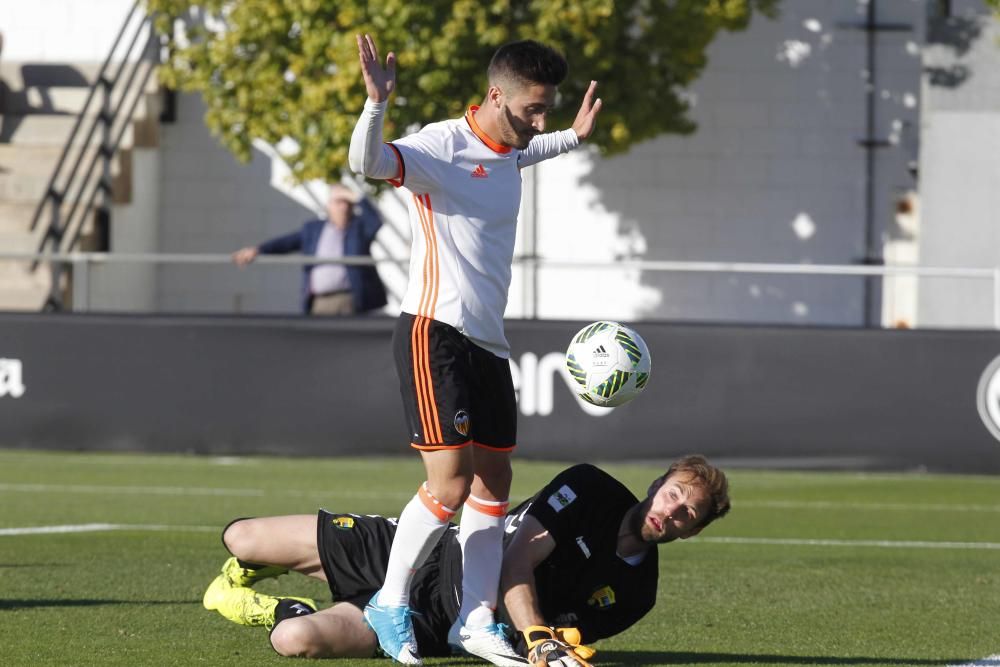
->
[4,1,947,326]
[0,1,135,62]
[918,0,1000,329]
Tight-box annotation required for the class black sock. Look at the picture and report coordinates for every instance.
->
[273,598,316,628]
[236,558,267,570]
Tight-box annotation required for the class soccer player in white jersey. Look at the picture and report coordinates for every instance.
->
[348,34,602,666]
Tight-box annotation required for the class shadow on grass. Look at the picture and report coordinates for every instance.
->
[596,650,989,666]
[0,599,188,610]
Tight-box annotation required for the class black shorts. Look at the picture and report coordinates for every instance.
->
[393,313,517,451]
[316,510,461,657]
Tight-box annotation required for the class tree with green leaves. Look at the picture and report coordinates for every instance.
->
[148,0,779,182]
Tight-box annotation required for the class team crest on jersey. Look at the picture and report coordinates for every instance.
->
[470,164,489,179]
[587,586,616,609]
[454,410,471,436]
[330,516,355,530]
[547,485,577,512]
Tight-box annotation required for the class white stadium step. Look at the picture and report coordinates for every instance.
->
[4,87,98,115]
[0,61,158,92]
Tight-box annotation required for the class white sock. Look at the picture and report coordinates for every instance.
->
[457,495,508,629]
[379,483,455,608]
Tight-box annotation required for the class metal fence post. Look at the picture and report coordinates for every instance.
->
[72,254,90,312]
[994,268,1000,330]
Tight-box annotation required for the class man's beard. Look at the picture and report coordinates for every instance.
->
[629,496,654,542]
[501,104,536,149]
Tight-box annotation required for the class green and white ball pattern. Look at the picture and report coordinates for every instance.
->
[565,321,651,407]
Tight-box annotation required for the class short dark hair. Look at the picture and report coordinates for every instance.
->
[487,40,568,91]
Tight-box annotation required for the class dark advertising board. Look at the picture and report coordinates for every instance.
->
[2,313,1000,472]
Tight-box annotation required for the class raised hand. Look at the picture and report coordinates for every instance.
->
[571,80,602,141]
[356,33,396,103]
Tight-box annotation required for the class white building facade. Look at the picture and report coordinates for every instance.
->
[2,1,997,328]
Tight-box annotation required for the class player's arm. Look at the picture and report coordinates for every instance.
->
[518,80,602,169]
[500,513,554,628]
[501,516,591,666]
[348,34,402,181]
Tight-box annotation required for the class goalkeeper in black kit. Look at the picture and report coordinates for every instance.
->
[202,456,731,665]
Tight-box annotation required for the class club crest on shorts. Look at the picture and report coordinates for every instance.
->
[330,516,355,530]
[454,410,471,437]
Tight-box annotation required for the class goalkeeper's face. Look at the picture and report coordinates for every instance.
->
[635,473,712,544]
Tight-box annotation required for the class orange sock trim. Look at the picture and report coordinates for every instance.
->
[418,483,457,522]
[465,495,509,518]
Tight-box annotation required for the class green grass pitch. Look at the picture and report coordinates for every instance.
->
[1,448,998,666]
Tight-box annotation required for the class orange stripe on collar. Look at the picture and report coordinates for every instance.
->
[465,106,512,154]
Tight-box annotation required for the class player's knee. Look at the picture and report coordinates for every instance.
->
[482,463,513,497]
[221,517,255,558]
[473,450,513,497]
[269,618,316,657]
[434,479,472,510]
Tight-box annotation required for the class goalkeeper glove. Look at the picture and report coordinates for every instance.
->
[523,626,595,666]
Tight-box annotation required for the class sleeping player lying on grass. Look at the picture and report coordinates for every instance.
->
[202,456,731,666]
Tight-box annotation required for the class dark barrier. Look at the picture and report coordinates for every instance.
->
[2,313,1000,473]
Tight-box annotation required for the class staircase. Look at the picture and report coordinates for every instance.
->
[0,4,160,311]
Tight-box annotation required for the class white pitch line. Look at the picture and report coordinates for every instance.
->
[5,524,1000,554]
[0,482,412,501]
[0,482,265,497]
[699,536,1000,550]
[948,655,1000,667]
[4,482,995,514]
[740,499,1000,513]
[0,523,216,536]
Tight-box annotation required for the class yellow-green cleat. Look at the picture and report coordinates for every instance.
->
[203,574,316,630]
[219,556,288,587]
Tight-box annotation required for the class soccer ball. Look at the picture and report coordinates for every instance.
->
[565,321,651,407]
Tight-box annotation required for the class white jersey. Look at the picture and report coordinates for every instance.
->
[350,101,579,358]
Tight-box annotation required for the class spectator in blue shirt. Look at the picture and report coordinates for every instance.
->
[232,185,387,315]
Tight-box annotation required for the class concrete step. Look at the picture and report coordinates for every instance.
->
[0,62,100,89]
[3,87,98,115]
[0,199,98,257]
[0,114,86,145]
[0,230,41,252]
[0,286,50,311]
[0,202,38,229]
[0,202,91,234]
[0,143,124,203]
[0,167,121,205]
[0,142,65,163]
[0,61,159,91]
[0,112,143,147]
[2,85,162,120]
[0,170,51,203]
[0,257,50,311]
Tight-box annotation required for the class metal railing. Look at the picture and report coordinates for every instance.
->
[2,251,999,328]
[26,1,159,305]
